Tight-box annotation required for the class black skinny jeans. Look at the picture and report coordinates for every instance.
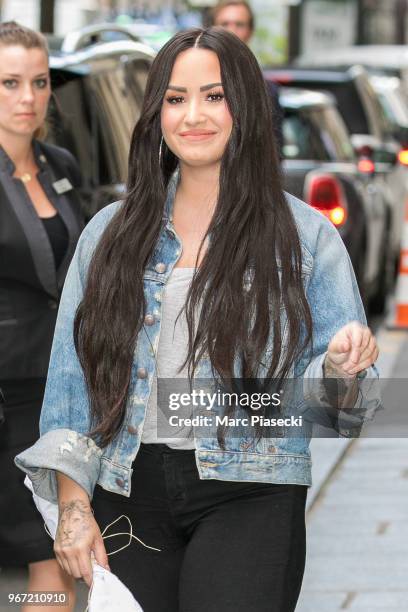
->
[92,443,307,612]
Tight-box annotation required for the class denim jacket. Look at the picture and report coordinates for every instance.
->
[15,176,379,502]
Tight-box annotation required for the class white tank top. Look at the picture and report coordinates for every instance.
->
[141,267,196,449]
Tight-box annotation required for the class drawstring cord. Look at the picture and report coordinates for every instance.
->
[44,514,161,611]
[84,514,162,612]
[45,512,161,555]
[101,514,162,555]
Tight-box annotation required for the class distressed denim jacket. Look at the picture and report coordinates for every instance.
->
[15,176,379,502]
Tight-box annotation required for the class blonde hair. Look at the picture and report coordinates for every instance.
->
[0,20,48,53]
[0,21,49,140]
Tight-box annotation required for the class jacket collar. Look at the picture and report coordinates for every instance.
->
[0,140,83,298]
[0,139,48,176]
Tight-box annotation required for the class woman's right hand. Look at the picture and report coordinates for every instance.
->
[55,474,109,586]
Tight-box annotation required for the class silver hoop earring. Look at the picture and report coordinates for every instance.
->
[159,136,163,165]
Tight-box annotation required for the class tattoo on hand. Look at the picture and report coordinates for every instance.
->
[57,499,92,548]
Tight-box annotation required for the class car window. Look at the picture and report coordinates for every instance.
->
[282,111,330,161]
[354,73,393,139]
[307,106,355,161]
[377,90,400,127]
[286,79,369,135]
[47,58,150,188]
[47,69,93,184]
[323,82,372,135]
[377,89,408,128]
[282,106,355,162]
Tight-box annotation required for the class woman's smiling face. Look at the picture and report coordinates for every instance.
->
[160,47,233,169]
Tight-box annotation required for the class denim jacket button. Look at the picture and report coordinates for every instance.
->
[144,314,155,326]
[127,425,138,435]
[115,477,125,488]
[155,262,166,273]
[137,367,148,379]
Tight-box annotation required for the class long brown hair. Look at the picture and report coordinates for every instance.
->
[74,27,313,448]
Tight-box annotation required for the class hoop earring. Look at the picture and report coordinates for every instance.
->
[159,136,163,165]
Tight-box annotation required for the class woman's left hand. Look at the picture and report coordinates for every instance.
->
[325,321,379,377]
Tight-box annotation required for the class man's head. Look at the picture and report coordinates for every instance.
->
[211,1,254,44]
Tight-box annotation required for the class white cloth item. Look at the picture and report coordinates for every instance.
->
[25,476,59,538]
[88,564,143,612]
[24,476,144,611]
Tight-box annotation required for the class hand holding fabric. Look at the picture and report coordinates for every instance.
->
[325,321,379,377]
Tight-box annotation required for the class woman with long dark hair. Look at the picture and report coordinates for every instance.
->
[16,27,379,611]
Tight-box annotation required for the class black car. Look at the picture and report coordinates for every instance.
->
[295,45,408,98]
[264,66,405,266]
[46,24,156,218]
[280,87,391,313]
[295,46,408,150]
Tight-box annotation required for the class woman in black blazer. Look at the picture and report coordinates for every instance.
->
[0,22,83,609]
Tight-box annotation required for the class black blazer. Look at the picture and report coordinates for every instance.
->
[0,140,84,379]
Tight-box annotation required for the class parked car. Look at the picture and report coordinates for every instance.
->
[294,46,408,157]
[46,24,156,218]
[295,45,408,96]
[280,87,391,313]
[369,74,408,161]
[264,66,406,267]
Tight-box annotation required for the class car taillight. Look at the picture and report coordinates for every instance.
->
[305,175,347,227]
[398,149,408,166]
[358,158,376,174]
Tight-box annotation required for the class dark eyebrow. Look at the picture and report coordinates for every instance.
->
[167,82,223,93]
[1,73,48,78]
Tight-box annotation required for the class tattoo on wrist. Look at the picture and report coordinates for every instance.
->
[57,499,92,548]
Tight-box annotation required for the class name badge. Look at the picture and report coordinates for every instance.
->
[52,178,73,194]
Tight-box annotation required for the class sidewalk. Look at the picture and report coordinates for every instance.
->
[297,436,408,611]
[297,330,408,611]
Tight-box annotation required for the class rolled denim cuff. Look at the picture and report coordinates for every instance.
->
[302,353,380,436]
[14,428,102,504]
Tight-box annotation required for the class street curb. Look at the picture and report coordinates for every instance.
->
[306,438,354,514]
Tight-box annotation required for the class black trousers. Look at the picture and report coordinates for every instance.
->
[0,378,54,566]
[92,443,307,612]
